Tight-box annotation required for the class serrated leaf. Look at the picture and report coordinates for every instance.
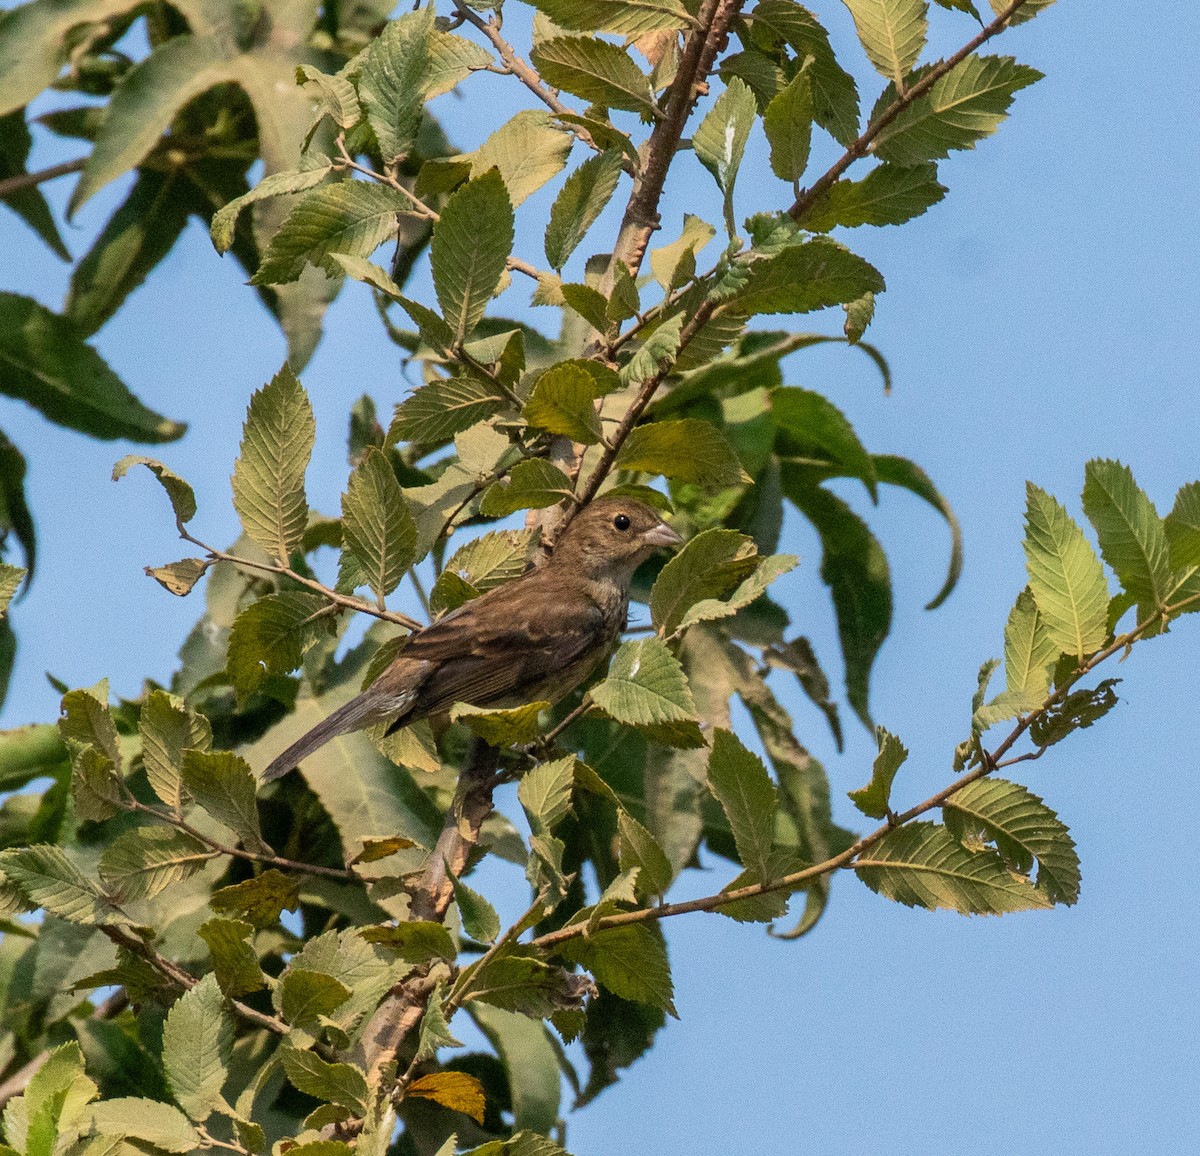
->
[0,562,24,614]
[843,0,928,85]
[531,36,656,115]
[210,157,333,254]
[359,7,434,164]
[873,54,1042,166]
[0,845,116,925]
[210,868,299,927]
[362,919,456,962]
[339,447,417,599]
[989,0,1056,23]
[518,756,576,836]
[741,238,886,315]
[163,973,232,1122]
[1003,589,1058,698]
[1081,459,1172,611]
[772,385,877,498]
[649,214,716,291]
[449,701,552,746]
[650,528,759,635]
[297,64,360,130]
[847,726,908,819]
[251,181,412,285]
[1023,482,1109,659]
[854,821,1052,914]
[389,376,507,447]
[524,363,607,445]
[432,170,514,344]
[140,689,211,812]
[706,729,779,878]
[416,983,464,1061]
[226,591,328,700]
[763,70,814,183]
[197,918,265,997]
[1164,481,1200,572]
[616,419,750,487]
[450,870,501,944]
[801,162,947,231]
[231,365,314,564]
[693,76,756,232]
[58,682,120,767]
[277,968,352,1029]
[943,778,1079,905]
[528,0,692,36]
[616,811,673,896]
[678,554,798,632]
[479,459,574,517]
[555,924,676,1015]
[591,637,699,732]
[98,826,212,903]
[85,1098,200,1153]
[146,558,209,596]
[282,1049,368,1112]
[112,455,196,525]
[471,110,573,205]
[545,150,624,270]
[1029,678,1119,748]
[0,292,185,441]
[181,750,270,855]
[407,1071,486,1124]
[71,742,120,821]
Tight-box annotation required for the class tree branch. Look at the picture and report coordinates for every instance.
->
[0,156,86,200]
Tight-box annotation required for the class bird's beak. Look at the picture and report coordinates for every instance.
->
[643,521,684,548]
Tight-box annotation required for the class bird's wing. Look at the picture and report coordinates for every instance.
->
[397,575,610,722]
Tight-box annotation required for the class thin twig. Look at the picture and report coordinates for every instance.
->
[787,0,1032,222]
[0,156,86,200]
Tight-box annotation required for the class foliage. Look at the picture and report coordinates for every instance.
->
[8,2,1190,1155]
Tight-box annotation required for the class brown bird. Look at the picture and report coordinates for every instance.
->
[261,496,682,782]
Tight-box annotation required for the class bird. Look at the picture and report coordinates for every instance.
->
[261,496,683,782]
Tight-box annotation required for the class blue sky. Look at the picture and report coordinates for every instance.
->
[2,2,1197,1152]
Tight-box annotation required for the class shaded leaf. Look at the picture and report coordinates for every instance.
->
[531,36,656,115]
[763,70,813,183]
[615,419,750,487]
[389,376,507,447]
[1029,679,1120,748]
[181,749,270,855]
[0,844,117,925]
[407,1071,486,1124]
[163,973,232,1122]
[706,729,777,878]
[339,447,417,599]
[524,362,606,444]
[741,239,885,315]
[97,826,212,902]
[450,701,552,747]
[847,726,908,819]
[556,924,676,1015]
[545,150,624,270]
[479,459,574,517]
[650,528,759,636]
[801,162,947,231]
[843,0,928,85]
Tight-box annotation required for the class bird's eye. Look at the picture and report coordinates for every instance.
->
[613,513,631,531]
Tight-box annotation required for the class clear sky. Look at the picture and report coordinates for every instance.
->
[1,2,1197,1152]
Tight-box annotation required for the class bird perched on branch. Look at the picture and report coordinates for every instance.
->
[261,496,683,782]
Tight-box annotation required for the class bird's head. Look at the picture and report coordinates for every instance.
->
[550,496,683,584]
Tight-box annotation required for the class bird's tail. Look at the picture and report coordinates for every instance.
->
[260,693,392,784]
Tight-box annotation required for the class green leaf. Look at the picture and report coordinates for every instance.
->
[432,170,515,344]
[0,292,184,441]
[741,238,886,315]
[530,36,656,115]
[750,1,861,146]
[556,924,676,1015]
[1029,678,1120,748]
[783,476,891,729]
[1164,481,1200,572]
[98,826,212,903]
[252,180,412,285]
[58,682,121,767]
[85,1098,200,1153]
[843,0,928,85]
[763,71,813,183]
[180,749,270,855]
[70,743,120,822]
[358,6,434,164]
[545,150,624,270]
[389,375,507,447]
[616,419,751,487]
[479,459,574,517]
[282,1048,368,1113]
[649,214,716,292]
[277,967,352,1030]
[210,157,333,254]
[707,729,778,878]
[450,701,552,746]
[800,162,947,231]
[434,528,539,603]
[362,920,456,963]
[692,76,756,233]
[874,453,962,608]
[450,870,501,944]
[772,386,877,498]
[650,528,759,635]
[590,637,702,742]
[943,778,1080,905]
[518,756,576,835]
[210,868,299,927]
[297,64,360,131]
[527,0,692,36]
[338,447,417,599]
[226,591,328,700]
[197,918,265,997]
[617,811,674,896]
[524,362,609,444]
[139,689,211,812]
[163,973,232,1122]
[1081,459,1172,610]
[1003,588,1058,698]
[989,0,1056,25]
[0,845,116,925]
[873,54,1042,166]
[678,554,799,632]
[416,982,463,1061]
[231,365,314,564]
[0,562,24,614]
[854,821,1053,914]
[470,110,573,206]
[112,455,197,527]
[847,726,908,819]
[1023,482,1109,659]
[470,1004,560,1133]
[0,109,68,258]
[70,33,230,213]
